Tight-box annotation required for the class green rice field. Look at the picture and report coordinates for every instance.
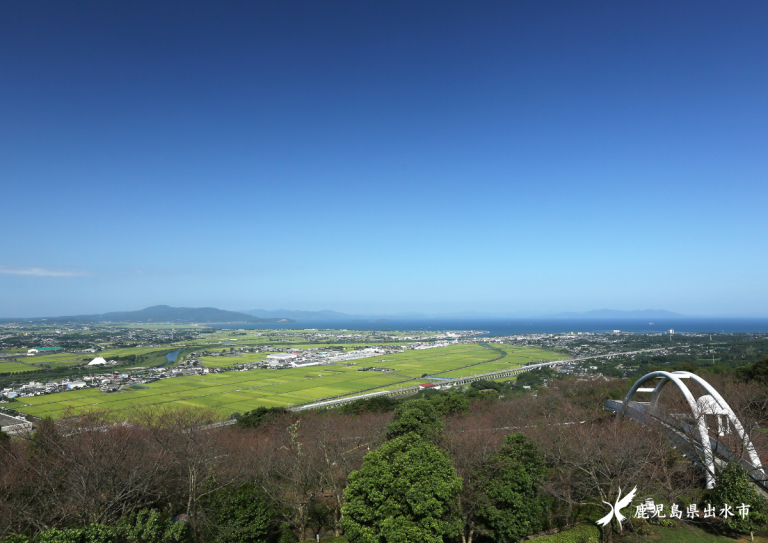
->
[14,365,403,418]
[21,352,91,368]
[437,346,562,377]
[12,344,561,419]
[22,348,177,369]
[0,361,40,374]
[199,352,277,368]
[362,344,502,378]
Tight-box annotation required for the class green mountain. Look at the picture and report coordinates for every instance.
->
[2,305,294,324]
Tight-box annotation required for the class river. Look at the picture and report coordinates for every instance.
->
[160,350,182,367]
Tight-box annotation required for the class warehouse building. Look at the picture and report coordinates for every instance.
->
[266,353,297,367]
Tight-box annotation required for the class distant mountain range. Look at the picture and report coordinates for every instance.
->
[1,305,295,324]
[0,306,690,324]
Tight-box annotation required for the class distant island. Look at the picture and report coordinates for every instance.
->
[0,305,295,324]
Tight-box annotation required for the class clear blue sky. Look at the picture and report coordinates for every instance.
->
[2,1,767,317]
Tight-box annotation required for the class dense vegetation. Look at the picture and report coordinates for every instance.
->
[2,360,768,543]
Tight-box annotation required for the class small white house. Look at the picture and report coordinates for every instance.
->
[88,356,107,366]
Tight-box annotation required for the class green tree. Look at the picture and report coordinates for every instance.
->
[202,483,276,543]
[234,406,288,429]
[741,357,768,384]
[0,536,30,543]
[277,523,298,543]
[0,429,9,442]
[469,380,503,393]
[35,524,119,543]
[474,433,549,543]
[429,392,470,416]
[117,509,188,543]
[342,433,462,543]
[514,368,554,389]
[339,395,398,415]
[384,400,443,442]
[707,462,768,540]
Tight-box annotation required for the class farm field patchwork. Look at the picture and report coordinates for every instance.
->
[437,346,563,378]
[21,352,92,368]
[362,344,493,376]
[12,344,560,419]
[198,342,405,353]
[0,361,40,374]
[199,352,277,368]
[18,348,180,370]
[14,366,404,418]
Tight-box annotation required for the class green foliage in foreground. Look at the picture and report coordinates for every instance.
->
[2,510,189,543]
[201,483,276,543]
[384,400,444,442]
[338,388,470,418]
[706,462,768,537]
[428,390,470,416]
[474,433,549,543]
[514,367,556,389]
[116,510,188,543]
[529,523,600,543]
[342,433,462,543]
[338,395,400,415]
[234,406,289,429]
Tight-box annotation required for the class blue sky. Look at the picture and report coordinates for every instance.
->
[2,1,767,317]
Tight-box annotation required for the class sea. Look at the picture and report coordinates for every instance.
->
[211,318,768,337]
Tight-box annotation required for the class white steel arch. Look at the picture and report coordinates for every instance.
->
[617,370,765,489]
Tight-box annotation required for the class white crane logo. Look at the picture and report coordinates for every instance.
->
[596,486,638,530]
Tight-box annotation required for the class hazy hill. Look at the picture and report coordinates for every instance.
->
[2,305,294,324]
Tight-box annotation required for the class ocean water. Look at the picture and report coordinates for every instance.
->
[212,318,768,336]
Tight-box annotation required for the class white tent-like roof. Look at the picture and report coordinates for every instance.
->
[88,356,107,366]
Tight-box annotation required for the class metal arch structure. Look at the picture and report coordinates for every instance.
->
[616,370,766,489]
